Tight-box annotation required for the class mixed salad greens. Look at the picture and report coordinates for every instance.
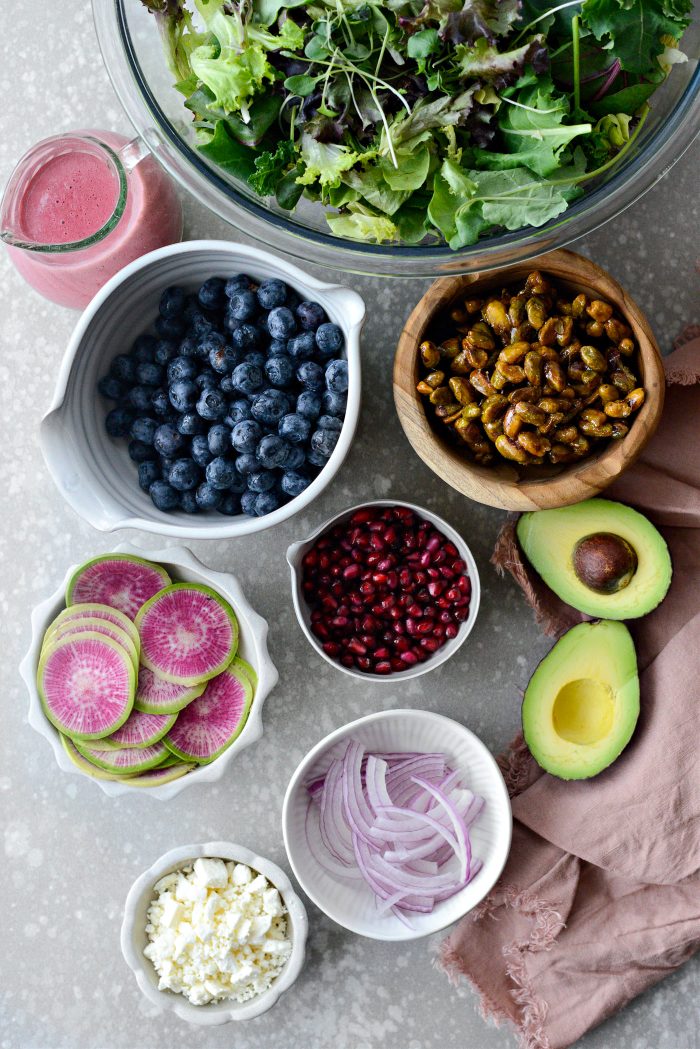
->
[141,0,693,248]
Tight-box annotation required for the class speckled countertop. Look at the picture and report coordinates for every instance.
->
[1,4,699,1048]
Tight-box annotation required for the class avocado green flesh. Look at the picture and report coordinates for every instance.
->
[517,498,672,620]
[522,620,639,780]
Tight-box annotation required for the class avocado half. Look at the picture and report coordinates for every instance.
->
[522,620,639,780]
[517,498,672,619]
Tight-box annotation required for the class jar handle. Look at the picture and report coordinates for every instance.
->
[116,136,151,173]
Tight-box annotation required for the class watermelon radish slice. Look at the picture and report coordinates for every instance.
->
[48,618,139,673]
[105,708,176,749]
[134,666,205,715]
[135,583,238,686]
[66,554,171,620]
[163,665,252,764]
[61,735,124,781]
[231,656,258,691]
[74,739,167,774]
[47,603,140,654]
[123,763,195,787]
[37,632,135,740]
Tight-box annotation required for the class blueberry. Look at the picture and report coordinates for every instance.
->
[138,461,160,492]
[198,277,226,311]
[169,380,198,413]
[155,314,186,341]
[224,307,242,333]
[218,492,242,516]
[150,389,171,417]
[128,440,154,463]
[235,453,258,476]
[256,434,291,469]
[281,470,312,498]
[179,490,199,514]
[177,412,206,436]
[159,286,186,318]
[257,278,287,310]
[278,413,311,445]
[154,339,178,366]
[228,470,247,494]
[250,389,290,425]
[296,391,322,420]
[317,414,343,432]
[296,301,327,331]
[231,324,260,353]
[208,424,231,457]
[254,491,280,516]
[307,447,330,468]
[194,370,219,391]
[232,362,264,396]
[130,417,158,444]
[127,386,153,413]
[267,306,296,341]
[196,388,227,421]
[110,354,136,384]
[219,375,235,396]
[153,423,185,457]
[98,376,124,400]
[228,290,258,322]
[168,458,200,491]
[264,355,293,387]
[167,357,198,384]
[209,342,240,375]
[191,434,213,467]
[206,456,237,490]
[131,334,157,363]
[311,428,340,459]
[178,337,201,359]
[225,274,254,298]
[316,323,344,357]
[247,470,276,493]
[195,482,223,511]
[149,480,179,512]
[285,444,306,470]
[241,490,258,516]
[287,331,316,363]
[225,399,252,426]
[321,389,347,417]
[296,361,324,391]
[245,351,266,369]
[231,419,262,454]
[325,358,349,393]
[159,457,177,476]
[189,311,214,339]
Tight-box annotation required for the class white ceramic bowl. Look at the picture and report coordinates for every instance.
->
[282,709,511,941]
[40,240,364,538]
[286,500,480,681]
[121,841,308,1025]
[18,543,278,799]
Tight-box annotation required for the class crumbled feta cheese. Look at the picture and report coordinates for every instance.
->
[144,859,292,1006]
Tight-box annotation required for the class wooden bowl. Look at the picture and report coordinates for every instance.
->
[393,249,665,511]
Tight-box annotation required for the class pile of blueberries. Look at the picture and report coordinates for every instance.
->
[98,274,348,516]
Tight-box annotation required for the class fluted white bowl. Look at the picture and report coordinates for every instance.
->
[19,543,277,799]
[282,709,511,940]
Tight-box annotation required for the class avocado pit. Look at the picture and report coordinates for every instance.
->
[572,532,638,595]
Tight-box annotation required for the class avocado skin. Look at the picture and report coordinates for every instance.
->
[517,498,672,620]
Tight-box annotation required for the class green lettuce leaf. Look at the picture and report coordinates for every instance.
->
[342,167,411,215]
[296,135,363,188]
[326,204,398,243]
[379,145,432,191]
[456,34,545,79]
[581,0,690,75]
[497,79,592,176]
[198,120,259,179]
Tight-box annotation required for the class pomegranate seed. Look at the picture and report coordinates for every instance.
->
[321,595,337,612]
[337,603,349,617]
[356,656,372,672]
[400,650,419,665]
[393,636,410,653]
[454,607,469,622]
[407,603,422,618]
[365,552,381,566]
[386,570,399,590]
[457,575,471,594]
[433,624,446,640]
[445,587,461,602]
[444,542,458,557]
[351,508,375,524]
[389,606,402,620]
[416,620,433,635]
[331,616,350,629]
[340,654,355,668]
[422,606,437,619]
[419,550,432,568]
[445,623,459,638]
[426,535,441,553]
[391,657,405,672]
[439,566,455,581]
[347,639,367,656]
[370,534,385,551]
[392,620,405,635]
[374,647,390,660]
[374,660,392,674]
[439,610,453,625]
[413,569,428,585]
[405,617,418,635]
[361,615,378,633]
[381,595,396,611]
[361,635,377,650]
[399,569,412,588]
[428,580,444,598]
[372,572,388,585]
[343,563,360,580]
[452,559,466,573]
[420,637,441,653]
[360,581,375,597]
[322,642,341,657]
[302,550,318,569]
[312,622,329,640]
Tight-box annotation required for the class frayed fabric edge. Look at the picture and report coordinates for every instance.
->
[437,885,565,1049]
[497,732,534,799]
[667,330,700,385]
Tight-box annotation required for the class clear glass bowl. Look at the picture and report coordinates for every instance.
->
[93,0,700,278]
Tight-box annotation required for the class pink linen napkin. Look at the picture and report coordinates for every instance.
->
[438,336,700,1049]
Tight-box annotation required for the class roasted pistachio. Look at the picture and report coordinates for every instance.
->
[467,322,496,352]
[429,385,453,406]
[514,401,547,427]
[448,376,474,405]
[518,432,551,457]
[544,360,566,392]
[526,296,548,329]
[580,345,607,371]
[586,299,613,322]
[503,406,523,439]
[627,388,645,412]
[495,434,530,463]
[419,340,441,369]
[495,360,526,383]
[603,399,632,418]
[500,340,530,364]
[424,370,445,389]
[524,351,543,386]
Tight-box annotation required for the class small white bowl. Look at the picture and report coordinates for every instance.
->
[40,239,364,538]
[18,543,278,799]
[121,841,308,1025]
[286,500,480,681]
[282,709,511,941]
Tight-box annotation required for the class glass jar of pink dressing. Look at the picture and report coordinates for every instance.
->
[0,130,183,309]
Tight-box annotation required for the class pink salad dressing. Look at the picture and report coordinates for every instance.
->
[2,131,183,309]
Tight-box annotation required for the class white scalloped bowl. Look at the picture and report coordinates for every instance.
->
[121,841,308,1024]
[286,500,481,681]
[39,240,364,538]
[18,544,278,799]
[282,709,511,941]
